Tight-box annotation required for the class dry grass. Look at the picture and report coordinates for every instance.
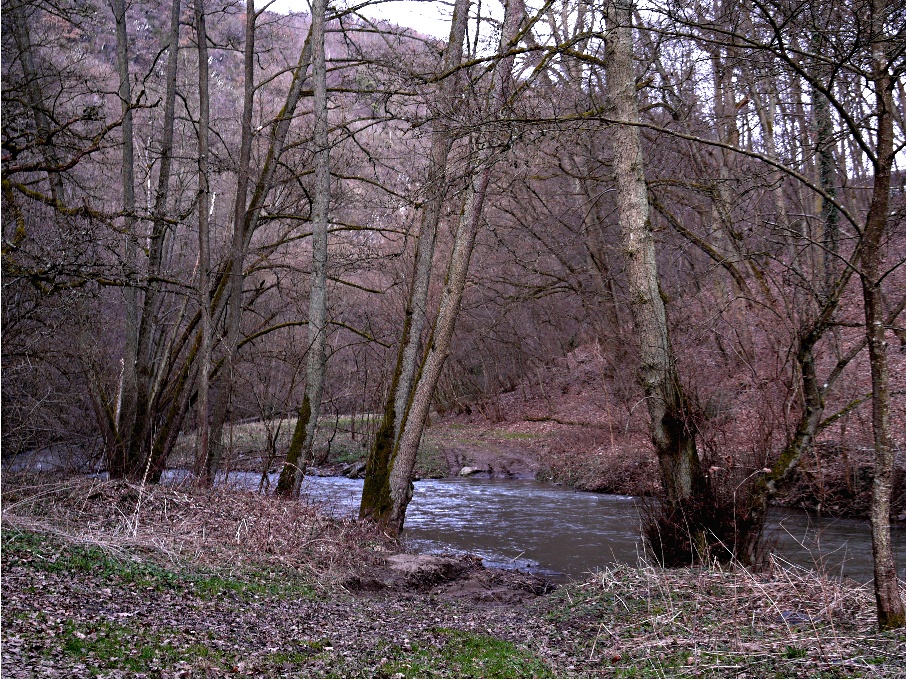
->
[3,473,904,677]
[0,472,394,588]
[545,557,906,676]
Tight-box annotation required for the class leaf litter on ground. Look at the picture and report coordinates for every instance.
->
[2,472,904,678]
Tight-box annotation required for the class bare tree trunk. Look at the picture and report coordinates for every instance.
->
[193,0,212,482]
[863,2,904,628]
[740,330,825,562]
[278,0,331,497]
[7,0,65,204]
[604,0,705,507]
[386,169,491,532]
[739,260,906,564]
[391,0,470,446]
[206,10,315,484]
[111,0,139,479]
[126,0,182,479]
[205,0,256,483]
[742,67,790,252]
[360,0,471,521]
[384,0,526,534]
[811,30,840,294]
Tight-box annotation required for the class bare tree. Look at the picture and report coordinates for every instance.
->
[109,0,140,479]
[5,0,65,204]
[861,0,904,631]
[206,4,315,484]
[603,0,708,558]
[193,0,212,480]
[359,0,471,521]
[637,0,905,623]
[126,0,183,479]
[384,0,528,534]
[275,0,332,496]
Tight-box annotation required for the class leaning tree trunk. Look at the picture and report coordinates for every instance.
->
[359,0,471,521]
[603,0,707,537]
[205,14,314,485]
[385,168,491,533]
[383,0,526,534]
[126,0,182,480]
[204,0,256,484]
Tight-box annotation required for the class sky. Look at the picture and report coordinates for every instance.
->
[266,0,456,38]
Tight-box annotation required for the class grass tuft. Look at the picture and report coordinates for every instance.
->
[543,560,906,677]
[378,629,552,678]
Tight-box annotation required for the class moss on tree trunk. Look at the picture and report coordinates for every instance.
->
[275,396,311,497]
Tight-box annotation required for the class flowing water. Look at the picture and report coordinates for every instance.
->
[172,471,906,583]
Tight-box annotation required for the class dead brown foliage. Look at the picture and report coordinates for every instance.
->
[0,472,395,585]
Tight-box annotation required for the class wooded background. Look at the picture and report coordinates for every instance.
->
[3,0,904,627]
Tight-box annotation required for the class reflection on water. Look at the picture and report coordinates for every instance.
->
[164,470,905,582]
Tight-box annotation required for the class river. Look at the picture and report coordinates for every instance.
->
[166,471,905,583]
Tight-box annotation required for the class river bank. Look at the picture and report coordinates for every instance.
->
[150,408,906,523]
[2,475,904,678]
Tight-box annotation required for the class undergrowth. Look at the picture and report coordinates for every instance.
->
[378,629,552,678]
[2,529,316,600]
[542,561,906,677]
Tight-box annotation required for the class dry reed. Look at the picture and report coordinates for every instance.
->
[1,472,395,588]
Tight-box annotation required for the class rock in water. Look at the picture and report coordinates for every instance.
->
[343,460,367,478]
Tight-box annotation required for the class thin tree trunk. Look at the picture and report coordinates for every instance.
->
[386,168,491,532]
[743,68,790,257]
[281,0,331,496]
[207,12,315,484]
[126,0,182,479]
[604,0,705,507]
[863,0,904,629]
[391,0,470,445]
[8,0,65,204]
[811,30,840,294]
[741,333,824,562]
[384,0,526,534]
[193,0,212,482]
[359,0,471,521]
[739,249,900,563]
[111,0,139,479]
[204,0,256,483]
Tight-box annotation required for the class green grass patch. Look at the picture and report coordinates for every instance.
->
[378,629,552,678]
[496,431,538,441]
[60,619,235,674]
[415,442,448,479]
[784,645,808,659]
[2,529,315,600]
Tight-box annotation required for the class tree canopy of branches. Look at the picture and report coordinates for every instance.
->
[3,0,903,629]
